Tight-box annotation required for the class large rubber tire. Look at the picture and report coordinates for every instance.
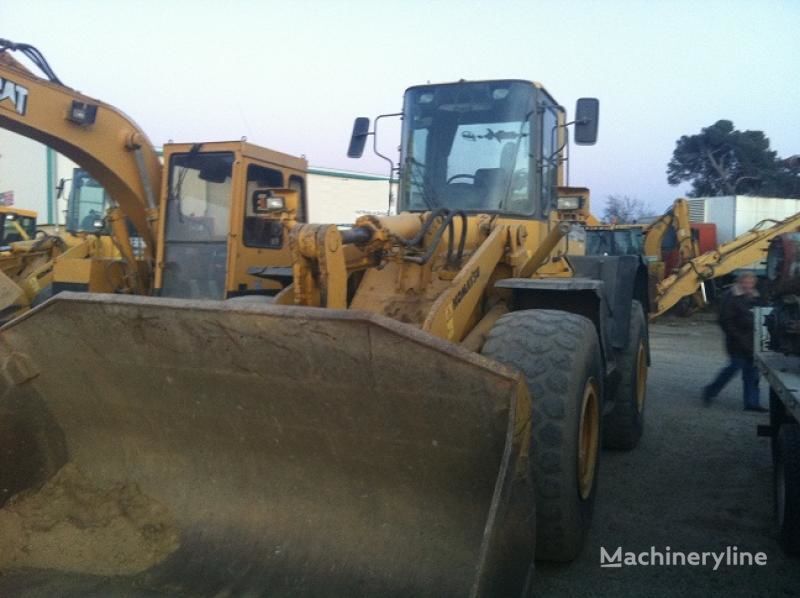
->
[482,309,602,562]
[775,423,800,555]
[603,300,648,450]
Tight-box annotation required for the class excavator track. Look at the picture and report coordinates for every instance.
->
[0,293,535,597]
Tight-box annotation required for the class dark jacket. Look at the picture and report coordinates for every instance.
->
[718,287,757,358]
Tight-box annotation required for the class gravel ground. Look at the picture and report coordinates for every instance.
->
[535,316,800,597]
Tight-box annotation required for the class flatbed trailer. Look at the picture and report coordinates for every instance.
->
[755,347,800,554]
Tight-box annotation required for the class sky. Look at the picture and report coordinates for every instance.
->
[2,0,798,214]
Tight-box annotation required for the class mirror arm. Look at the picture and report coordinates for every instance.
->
[371,112,402,213]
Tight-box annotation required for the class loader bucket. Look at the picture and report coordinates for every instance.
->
[0,293,535,597]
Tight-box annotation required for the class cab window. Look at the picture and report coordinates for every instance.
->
[243,164,285,248]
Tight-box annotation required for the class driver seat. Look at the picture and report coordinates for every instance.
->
[474,168,509,209]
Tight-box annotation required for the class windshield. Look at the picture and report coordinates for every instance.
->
[586,229,644,256]
[399,81,536,215]
[66,169,110,234]
[162,151,234,300]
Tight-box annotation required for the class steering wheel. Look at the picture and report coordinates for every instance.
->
[446,174,475,184]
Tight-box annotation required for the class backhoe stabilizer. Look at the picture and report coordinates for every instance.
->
[0,292,534,597]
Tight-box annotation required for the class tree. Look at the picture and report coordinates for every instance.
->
[763,156,800,198]
[602,195,654,224]
[667,120,799,198]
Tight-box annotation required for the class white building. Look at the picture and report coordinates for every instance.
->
[687,195,800,244]
[306,166,394,224]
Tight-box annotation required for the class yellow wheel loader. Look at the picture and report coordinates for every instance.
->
[1,73,650,595]
[0,206,38,245]
[0,207,70,321]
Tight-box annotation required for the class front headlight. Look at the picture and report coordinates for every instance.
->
[557,196,582,210]
[266,196,286,211]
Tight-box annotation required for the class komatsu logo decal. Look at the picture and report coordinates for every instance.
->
[0,77,29,116]
[452,267,480,308]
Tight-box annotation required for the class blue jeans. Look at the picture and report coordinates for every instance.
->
[706,356,761,408]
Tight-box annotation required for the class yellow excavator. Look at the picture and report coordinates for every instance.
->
[1,42,651,596]
[0,40,308,314]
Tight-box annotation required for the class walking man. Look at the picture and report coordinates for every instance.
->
[702,272,766,412]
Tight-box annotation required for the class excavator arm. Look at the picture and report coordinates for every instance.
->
[0,40,161,290]
[653,211,800,317]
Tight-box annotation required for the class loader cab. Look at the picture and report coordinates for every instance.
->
[156,141,307,300]
[0,207,37,245]
[585,226,645,257]
[397,80,565,219]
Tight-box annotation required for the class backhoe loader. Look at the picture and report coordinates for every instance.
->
[653,210,800,317]
[0,73,650,596]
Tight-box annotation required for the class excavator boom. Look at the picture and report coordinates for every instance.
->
[0,41,161,277]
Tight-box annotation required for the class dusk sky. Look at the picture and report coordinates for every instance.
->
[2,0,798,214]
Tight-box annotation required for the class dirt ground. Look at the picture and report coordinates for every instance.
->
[535,316,800,597]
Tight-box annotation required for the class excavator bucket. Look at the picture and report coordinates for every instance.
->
[0,293,535,597]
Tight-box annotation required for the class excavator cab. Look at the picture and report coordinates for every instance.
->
[65,169,111,235]
[155,141,307,299]
[159,149,233,299]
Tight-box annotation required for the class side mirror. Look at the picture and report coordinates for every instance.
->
[56,178,66,199]
[574,98,599,145]
[347,117,371,158]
